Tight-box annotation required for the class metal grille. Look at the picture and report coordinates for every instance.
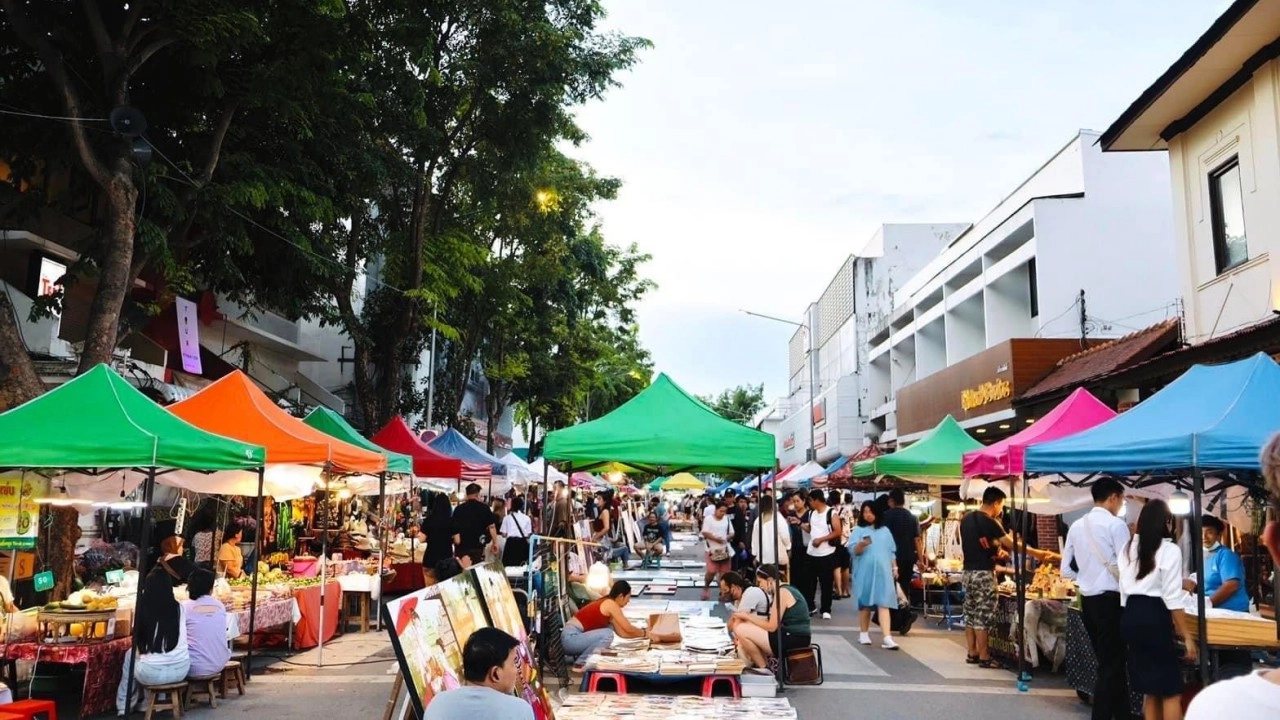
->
[817,257,856,346]
[788,327,807,381]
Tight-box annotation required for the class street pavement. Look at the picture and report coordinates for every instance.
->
[182,532,1093,720]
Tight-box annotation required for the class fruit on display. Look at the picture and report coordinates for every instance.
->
[266,552,291,567]
[44,590,117,612]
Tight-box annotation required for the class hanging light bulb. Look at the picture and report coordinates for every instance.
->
[1168,490,1192,516]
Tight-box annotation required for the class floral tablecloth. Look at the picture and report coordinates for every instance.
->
[5,636,131,717]
[230,597,296,636]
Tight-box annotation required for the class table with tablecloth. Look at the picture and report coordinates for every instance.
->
[292,582,343,650]
[3,637,131,717]
[228,596,296,636]
[1065,605,1144,715]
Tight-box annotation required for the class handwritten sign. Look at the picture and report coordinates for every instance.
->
[32,571,53,593]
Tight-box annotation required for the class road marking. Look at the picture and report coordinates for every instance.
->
[810,633,889,676]
[800,681,1078,696]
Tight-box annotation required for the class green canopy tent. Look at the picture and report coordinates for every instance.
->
[543,373,775,473]
[303,407,414,477]
[0,364,265,699]
[0,364,265,472]
[852,414,982,484]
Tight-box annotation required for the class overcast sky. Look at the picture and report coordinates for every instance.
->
[571,0,1232,404]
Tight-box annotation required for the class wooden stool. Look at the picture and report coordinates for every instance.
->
[229,651,250,683]
[700,675,741,698]
[0,699,58,720]
[185,673,220,709]
[221,660,246,697]
[139,682,187,720]
[586,672,627,693]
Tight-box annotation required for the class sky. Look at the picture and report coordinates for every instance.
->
[570,0,1235,404]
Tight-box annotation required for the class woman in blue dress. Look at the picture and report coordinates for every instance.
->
[849,500,900,650]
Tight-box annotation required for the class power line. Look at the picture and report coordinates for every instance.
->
[0,106,111,123]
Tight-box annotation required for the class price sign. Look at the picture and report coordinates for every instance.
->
[32,571,53,593]
[105,569,125,585]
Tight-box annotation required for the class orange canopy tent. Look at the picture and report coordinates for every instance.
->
[170,371,387,474]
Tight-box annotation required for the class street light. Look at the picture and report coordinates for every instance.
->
[741,309,817,462]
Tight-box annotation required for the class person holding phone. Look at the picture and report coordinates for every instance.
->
[849,501,899,650]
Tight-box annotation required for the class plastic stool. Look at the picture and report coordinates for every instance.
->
[587,672,628,693]
[0,699,58,720]
[700,675,741,698]
[0,712,29,720]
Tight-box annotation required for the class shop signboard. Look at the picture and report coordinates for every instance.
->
[895,339,1082,437]
[811,398,827,427]
[781,433,795,451]
[0,475,47,550]
[175,296,203,374]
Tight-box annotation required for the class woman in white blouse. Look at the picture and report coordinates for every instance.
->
[1118,499,1196,720]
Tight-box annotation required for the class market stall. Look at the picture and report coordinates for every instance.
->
[1026,352,1280,686]
[429,429,510,495]
[170,370,389,664]
[542,372,777,688]
[0,364,268,714]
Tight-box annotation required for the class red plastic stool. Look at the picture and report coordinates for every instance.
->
[0,712,29,720]
[700,675,741,698]
[0,699,58,720]
[587,672,628,693]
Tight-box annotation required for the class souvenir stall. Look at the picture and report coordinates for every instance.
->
[1026,353,1280,697]
[541,373,784,701]
[371,417,481,592]
[0,365,267,717]
[169,371,388,662]
[960,388,1116,680]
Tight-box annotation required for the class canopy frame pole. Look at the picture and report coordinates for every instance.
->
[245,465,266,679]
[377,471,386,632]
[1191,470,1209,686]
[318,465,331,667]
[124,466,157,713]
[1014,473,1030,688]
[770,461,784,692]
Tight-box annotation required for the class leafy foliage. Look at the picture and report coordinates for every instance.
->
[700,384,767,426]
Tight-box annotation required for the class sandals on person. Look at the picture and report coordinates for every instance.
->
[978,658,1001,669]
[965,654,980,664]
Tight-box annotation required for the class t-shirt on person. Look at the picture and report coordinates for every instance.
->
[806,508,836,558]
[452,500,500,554]
[882,507,921,565]
[1185,670,1280,719]
[423,686,534,720]
[739,586,770,617]
[959,512,1005,572]
[184,596,232,677]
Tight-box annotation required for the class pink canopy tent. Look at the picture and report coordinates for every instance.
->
[962,387,1116,477]
[761,464,797,488]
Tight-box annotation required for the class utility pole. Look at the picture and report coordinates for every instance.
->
[741,309,817,462]
[426,306,438,429]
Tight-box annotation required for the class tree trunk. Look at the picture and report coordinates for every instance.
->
[45,506,82,601]
[77,173,138,373]
[373,162,429,429]
[0,292,44,412]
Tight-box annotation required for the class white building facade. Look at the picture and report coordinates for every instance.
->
[773,224,968,466]
[867,130,1180,444]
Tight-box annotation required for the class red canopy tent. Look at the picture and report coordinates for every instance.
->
[814,446,883,489]
[371,417,485,480]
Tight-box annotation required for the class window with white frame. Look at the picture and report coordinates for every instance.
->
[1208,157,1248,273]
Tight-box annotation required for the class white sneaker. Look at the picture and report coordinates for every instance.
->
[858,632,872,645]
[882,637,899,650]
[822,612,831,620]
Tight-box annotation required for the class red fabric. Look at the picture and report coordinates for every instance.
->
[372,417,483,479]
[574,599,610,632]
[381,563,426,593]
[293,581,343,650]
[5,637,130,716]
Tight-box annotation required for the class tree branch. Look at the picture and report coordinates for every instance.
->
[122,0,147,40]
[125,35,177,78]
[81,0,114,58]
[197,101,239,185]
[0,0,112,188]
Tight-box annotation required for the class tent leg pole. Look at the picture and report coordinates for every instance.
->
[246,466,265,679]
[1015,474,1029,686]
[1191,472,1208,687]
[377,471,386,631]
[125,468,157,713]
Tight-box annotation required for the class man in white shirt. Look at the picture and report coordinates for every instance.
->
[801,489,841,620]
[1185,435,1280,718]
[1061,477,1132,720]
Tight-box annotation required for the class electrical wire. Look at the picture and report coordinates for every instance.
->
[0,106,111,123]
[1033,298,1081,337]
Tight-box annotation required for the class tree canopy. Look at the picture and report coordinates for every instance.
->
[700,384,767,426]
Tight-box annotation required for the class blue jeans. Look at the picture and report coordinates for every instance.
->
[606,545,631,564]
[562,624,615,659]
[116,650,190,714]
[658,519,671,551]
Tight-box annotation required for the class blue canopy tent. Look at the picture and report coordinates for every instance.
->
[428,428,507,474]
[1025,352,1280,683]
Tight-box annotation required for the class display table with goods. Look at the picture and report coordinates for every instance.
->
[1065,605,1146,715]
[229,559,374,649]
[3,635,131,718]
[557,694,796,719]
[988,566,1074,670]
[579,615,745,693]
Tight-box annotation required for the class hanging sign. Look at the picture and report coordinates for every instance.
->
[32,571,54,593]
[175,297,203,374]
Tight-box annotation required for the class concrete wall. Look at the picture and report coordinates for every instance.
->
[1165,60,1280,342]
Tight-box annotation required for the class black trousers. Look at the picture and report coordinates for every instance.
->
[802,553,837,614]
[1081,591,1132,720]
[890,558,915,630]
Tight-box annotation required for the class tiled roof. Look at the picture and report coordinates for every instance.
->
[1018,318,1182,402]
[1098,314,1280,386]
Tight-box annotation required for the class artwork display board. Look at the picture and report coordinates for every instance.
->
[385,562,555,719]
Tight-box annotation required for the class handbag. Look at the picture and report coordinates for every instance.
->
[785,645,823,685]
[709,546,732,562]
